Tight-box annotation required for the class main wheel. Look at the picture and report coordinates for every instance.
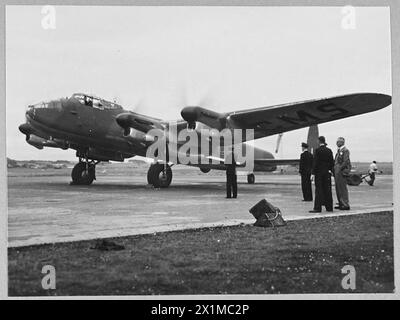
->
[71,162,95,185]
[247,173,255,184]
[200,167,211,173]
[147,165,156,185]
[148,163,172,188]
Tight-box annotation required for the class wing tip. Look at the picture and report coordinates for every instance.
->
[360,92,391,106]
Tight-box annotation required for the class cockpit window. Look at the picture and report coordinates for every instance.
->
[72,93,122,110]
[92,97,103,109]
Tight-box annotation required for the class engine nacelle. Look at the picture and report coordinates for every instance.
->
[116,112,161,133]
[181,106,227,130]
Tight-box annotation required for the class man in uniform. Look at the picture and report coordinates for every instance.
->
[309,136,334,213]
[225,148,237,199]
[299,142,313,201]
[334,137,351,210]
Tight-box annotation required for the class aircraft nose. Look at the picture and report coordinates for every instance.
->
[19,123,32,135]
[25,100,62,122]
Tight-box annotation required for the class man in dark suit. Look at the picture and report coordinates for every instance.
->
[225,148,237,199]
[309,136,334,213]
[299,142,313,201]
[334,137,351,210]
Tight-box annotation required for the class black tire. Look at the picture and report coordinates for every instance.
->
[247,173,255,184]
[71,162,95,185]
[200,167,211,173]
[147,165,156,185]
[149,164,172,188]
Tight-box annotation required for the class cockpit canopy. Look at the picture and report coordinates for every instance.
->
[72,93,123,110]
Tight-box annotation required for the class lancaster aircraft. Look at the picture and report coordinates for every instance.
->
[19,92,391,187]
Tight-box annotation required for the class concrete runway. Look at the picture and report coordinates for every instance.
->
[7,165,393,247]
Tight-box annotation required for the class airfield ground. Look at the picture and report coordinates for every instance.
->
[7,162,394,295]
[8,162,393,247]
[8,211,393,295]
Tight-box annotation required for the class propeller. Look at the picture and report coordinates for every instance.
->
[179,82,217,106]
[131,96,147,114]
[111,93,148,115]
[178,83,218,129]
[115,94,154,137]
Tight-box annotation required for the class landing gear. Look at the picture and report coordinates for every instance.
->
[71,159,98,185]
[200,167,211,174]
[247,173,255,184]
[147,163,173,188]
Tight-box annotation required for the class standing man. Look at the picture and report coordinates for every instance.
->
[368,161,379,186]
[299,142,314,201]
[334,137,351,210]
[309,136,334,213]
[225,148,237,199]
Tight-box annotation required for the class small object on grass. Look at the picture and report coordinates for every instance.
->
[249,199,287,227]
[90,239,125,251]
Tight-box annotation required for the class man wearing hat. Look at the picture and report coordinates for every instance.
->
[334,137,351,210]
[299,142,314,201]
[309,136,334,213]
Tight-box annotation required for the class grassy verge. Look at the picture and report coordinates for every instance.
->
[8,211,394,296]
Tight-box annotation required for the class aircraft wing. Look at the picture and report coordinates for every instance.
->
[226,93,391,140]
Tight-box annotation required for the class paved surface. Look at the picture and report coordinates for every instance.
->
[7,165,393,247]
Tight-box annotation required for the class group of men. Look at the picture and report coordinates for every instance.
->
[225,137,353,204]
[225,137,380,203]
[300,136,351,213]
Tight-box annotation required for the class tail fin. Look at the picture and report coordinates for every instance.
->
[307,125,319,155]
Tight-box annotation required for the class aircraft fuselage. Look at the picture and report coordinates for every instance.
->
[20,94,276,171]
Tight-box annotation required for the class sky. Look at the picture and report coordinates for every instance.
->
[6,6,393,162]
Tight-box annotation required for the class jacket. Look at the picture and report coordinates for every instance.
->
[312,145,334,176]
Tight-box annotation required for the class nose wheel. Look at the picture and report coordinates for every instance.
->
[71,160,97,185]
[147,163,173,188]
[247,173,255,184]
